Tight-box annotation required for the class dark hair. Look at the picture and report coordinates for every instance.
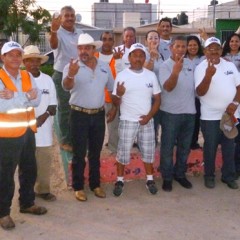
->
[123,26,136,35]
[100,31,114,40]
[186,35,203,57]
[222,33,240,57]
[158,17,172,28]
[171,35,187,45]
[145,30,160,40]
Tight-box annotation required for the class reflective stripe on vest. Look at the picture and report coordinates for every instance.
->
[0,69,37,138]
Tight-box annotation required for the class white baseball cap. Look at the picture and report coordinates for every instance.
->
[1,41,24,55]
[204,37,221,48]
[129,43,146,55]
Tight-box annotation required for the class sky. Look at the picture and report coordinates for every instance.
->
[36,0,232,25]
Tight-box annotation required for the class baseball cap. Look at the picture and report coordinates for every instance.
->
[129,43,146,55]
[220,112,238,139]
[1,41,24,55]
[204,37,221,48]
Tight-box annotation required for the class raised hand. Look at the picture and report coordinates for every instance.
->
[113,47,123,59]
[51,13,61,32]
[205,59,216,78]
[149,41,159,60]
[199,27,208,41]
[116,81,125,97]
[68,59,80,78]
[172,54,184,74]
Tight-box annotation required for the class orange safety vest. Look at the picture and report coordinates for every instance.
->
[0,69,37,138]
[95,52,116,103]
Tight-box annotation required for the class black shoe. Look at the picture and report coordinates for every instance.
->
[174,177,192,189]
[162,180,172,192]
[113,181,124,197]
[221,179,239,189]
[204,177,215,189]
[146,180,158,195]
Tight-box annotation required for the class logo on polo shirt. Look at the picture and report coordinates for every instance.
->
[224,70,233,75]
[146,83,153,88]
[42,89,49,94]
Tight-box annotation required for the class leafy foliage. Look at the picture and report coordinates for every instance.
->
[40,64,54,77]
[0,0,51,43]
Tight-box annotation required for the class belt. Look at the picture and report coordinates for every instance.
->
[71,105,104,114]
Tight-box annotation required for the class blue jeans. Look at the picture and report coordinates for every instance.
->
[0,128,37,218]
[70,109,105,191]
[160,110,195,180]
[191,98,201,146]
[52,70,71,145]
[234,122,240,172]
[201,120,235,181]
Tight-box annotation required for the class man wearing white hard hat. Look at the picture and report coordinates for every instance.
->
[195,37,240,189]
[62,33,116,201]
[23,45,57,202]
[112,43,161,197]
[0,41,47,230]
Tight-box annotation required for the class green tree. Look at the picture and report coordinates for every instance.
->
[0,0,51,43]
[0,0,14,30]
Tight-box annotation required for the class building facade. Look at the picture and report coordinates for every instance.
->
[92,0,156,28]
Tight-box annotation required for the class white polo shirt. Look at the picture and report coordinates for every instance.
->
[195,58,240,120]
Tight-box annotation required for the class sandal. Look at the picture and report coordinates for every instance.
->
[20,205,47,215]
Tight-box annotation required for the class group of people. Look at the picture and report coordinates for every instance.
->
[1,4,240,231]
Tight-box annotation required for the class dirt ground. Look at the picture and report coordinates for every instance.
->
[1,134,240,240]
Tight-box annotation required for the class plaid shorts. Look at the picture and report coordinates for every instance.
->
[116,119,155,165]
